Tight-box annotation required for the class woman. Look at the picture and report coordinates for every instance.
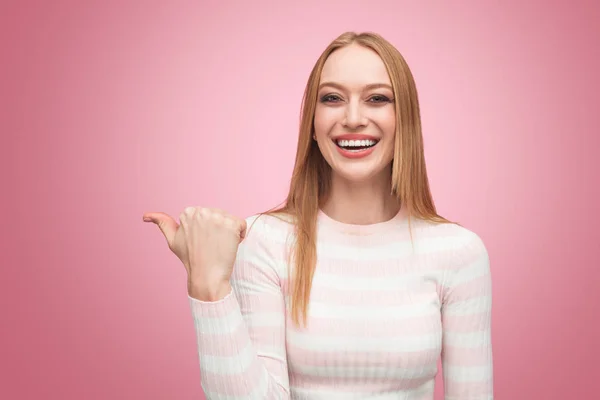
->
[143,31,493,399]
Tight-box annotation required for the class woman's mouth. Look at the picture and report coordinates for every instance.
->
[333,138,379,158]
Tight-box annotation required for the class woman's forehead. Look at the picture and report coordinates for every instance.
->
[320,45,391,87]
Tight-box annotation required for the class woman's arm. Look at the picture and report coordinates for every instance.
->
[188,216,290,399]
[441,231,494,399]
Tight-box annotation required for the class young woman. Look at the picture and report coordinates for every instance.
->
[144,31,494,399]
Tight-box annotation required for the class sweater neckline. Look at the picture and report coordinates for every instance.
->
[317,205,409,236]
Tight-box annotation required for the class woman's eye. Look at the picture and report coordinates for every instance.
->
[369,95,392,103]
[321,94,341,103]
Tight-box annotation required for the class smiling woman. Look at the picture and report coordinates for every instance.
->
[314,44,397,183]
[144,31,493,399]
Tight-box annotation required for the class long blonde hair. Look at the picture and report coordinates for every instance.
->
[258,31,456,328]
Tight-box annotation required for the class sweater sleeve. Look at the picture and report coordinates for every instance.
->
[187,217,290,399]
[441,232,494,400]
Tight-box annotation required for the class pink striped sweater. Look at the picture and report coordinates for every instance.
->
[188,209,493,399]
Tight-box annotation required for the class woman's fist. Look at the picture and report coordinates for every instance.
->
[143,207,247,292]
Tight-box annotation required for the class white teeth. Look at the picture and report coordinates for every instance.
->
[336,139,377,147]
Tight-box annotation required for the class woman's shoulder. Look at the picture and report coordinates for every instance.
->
[243,211,296,242]
[412,218,488,256]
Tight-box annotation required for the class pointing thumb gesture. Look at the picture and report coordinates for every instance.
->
[143,212,179,247]
[142,207,247,299]
[143,212,191,271]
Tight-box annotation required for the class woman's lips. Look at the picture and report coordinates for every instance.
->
[333,139,379,159]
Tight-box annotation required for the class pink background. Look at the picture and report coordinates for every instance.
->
[2,1,599,399]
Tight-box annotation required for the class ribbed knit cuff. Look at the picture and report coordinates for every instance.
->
[188,287,245,336]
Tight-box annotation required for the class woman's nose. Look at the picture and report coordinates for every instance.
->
[342,100,367,129]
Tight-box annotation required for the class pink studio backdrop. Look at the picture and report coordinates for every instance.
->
[2,1,599,399]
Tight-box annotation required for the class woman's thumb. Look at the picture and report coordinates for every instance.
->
[143,212,178,246]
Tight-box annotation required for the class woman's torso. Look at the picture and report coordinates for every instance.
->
[260,212,466,399]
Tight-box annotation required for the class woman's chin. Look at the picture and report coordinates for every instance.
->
[329,158,393,184]
[331,167,381,184]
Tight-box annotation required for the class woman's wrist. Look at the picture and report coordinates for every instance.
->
[188,279,232,302]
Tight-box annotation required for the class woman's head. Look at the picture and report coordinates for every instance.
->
[264,32,454,328]
[313,42,396,185]
[289,31,428,210]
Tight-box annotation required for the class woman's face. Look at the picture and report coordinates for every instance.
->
[314,43,396,183]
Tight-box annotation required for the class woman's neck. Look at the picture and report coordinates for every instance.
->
[320,170,401,226]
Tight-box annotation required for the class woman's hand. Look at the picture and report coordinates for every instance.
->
[143,207,247,300]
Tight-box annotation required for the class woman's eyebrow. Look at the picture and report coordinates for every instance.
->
[318,82,393,91]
